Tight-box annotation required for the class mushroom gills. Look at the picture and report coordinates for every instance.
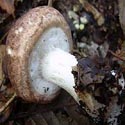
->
[29,27,71,100]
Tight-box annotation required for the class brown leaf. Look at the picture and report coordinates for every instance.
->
[0,0,15,15]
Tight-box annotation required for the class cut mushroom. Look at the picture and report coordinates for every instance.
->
[6,6,73,103]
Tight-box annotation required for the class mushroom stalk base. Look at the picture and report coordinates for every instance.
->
[40,48,79,103]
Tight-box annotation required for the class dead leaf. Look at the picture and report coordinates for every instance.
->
[78,90,95,112]
[0,0,15,16]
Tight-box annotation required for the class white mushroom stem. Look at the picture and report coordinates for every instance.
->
[40,48,79,103]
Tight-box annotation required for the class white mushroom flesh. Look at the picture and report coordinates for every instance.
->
[28,27,71,100]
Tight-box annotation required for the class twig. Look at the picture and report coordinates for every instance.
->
[108,50,125,62]
[48,0,53,7]
[0,32,8,44]
[0,93,16,113]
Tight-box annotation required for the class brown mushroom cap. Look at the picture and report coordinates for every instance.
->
[6,6,73,103]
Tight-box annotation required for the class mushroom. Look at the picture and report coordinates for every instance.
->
[5,6,79,104]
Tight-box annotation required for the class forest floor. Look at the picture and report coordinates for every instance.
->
[0,0,125,125]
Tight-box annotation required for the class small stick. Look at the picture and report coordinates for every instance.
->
[0,32,8,44]
[0,93,16,113]
[108,50,125,62]
[48,0,53,7]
